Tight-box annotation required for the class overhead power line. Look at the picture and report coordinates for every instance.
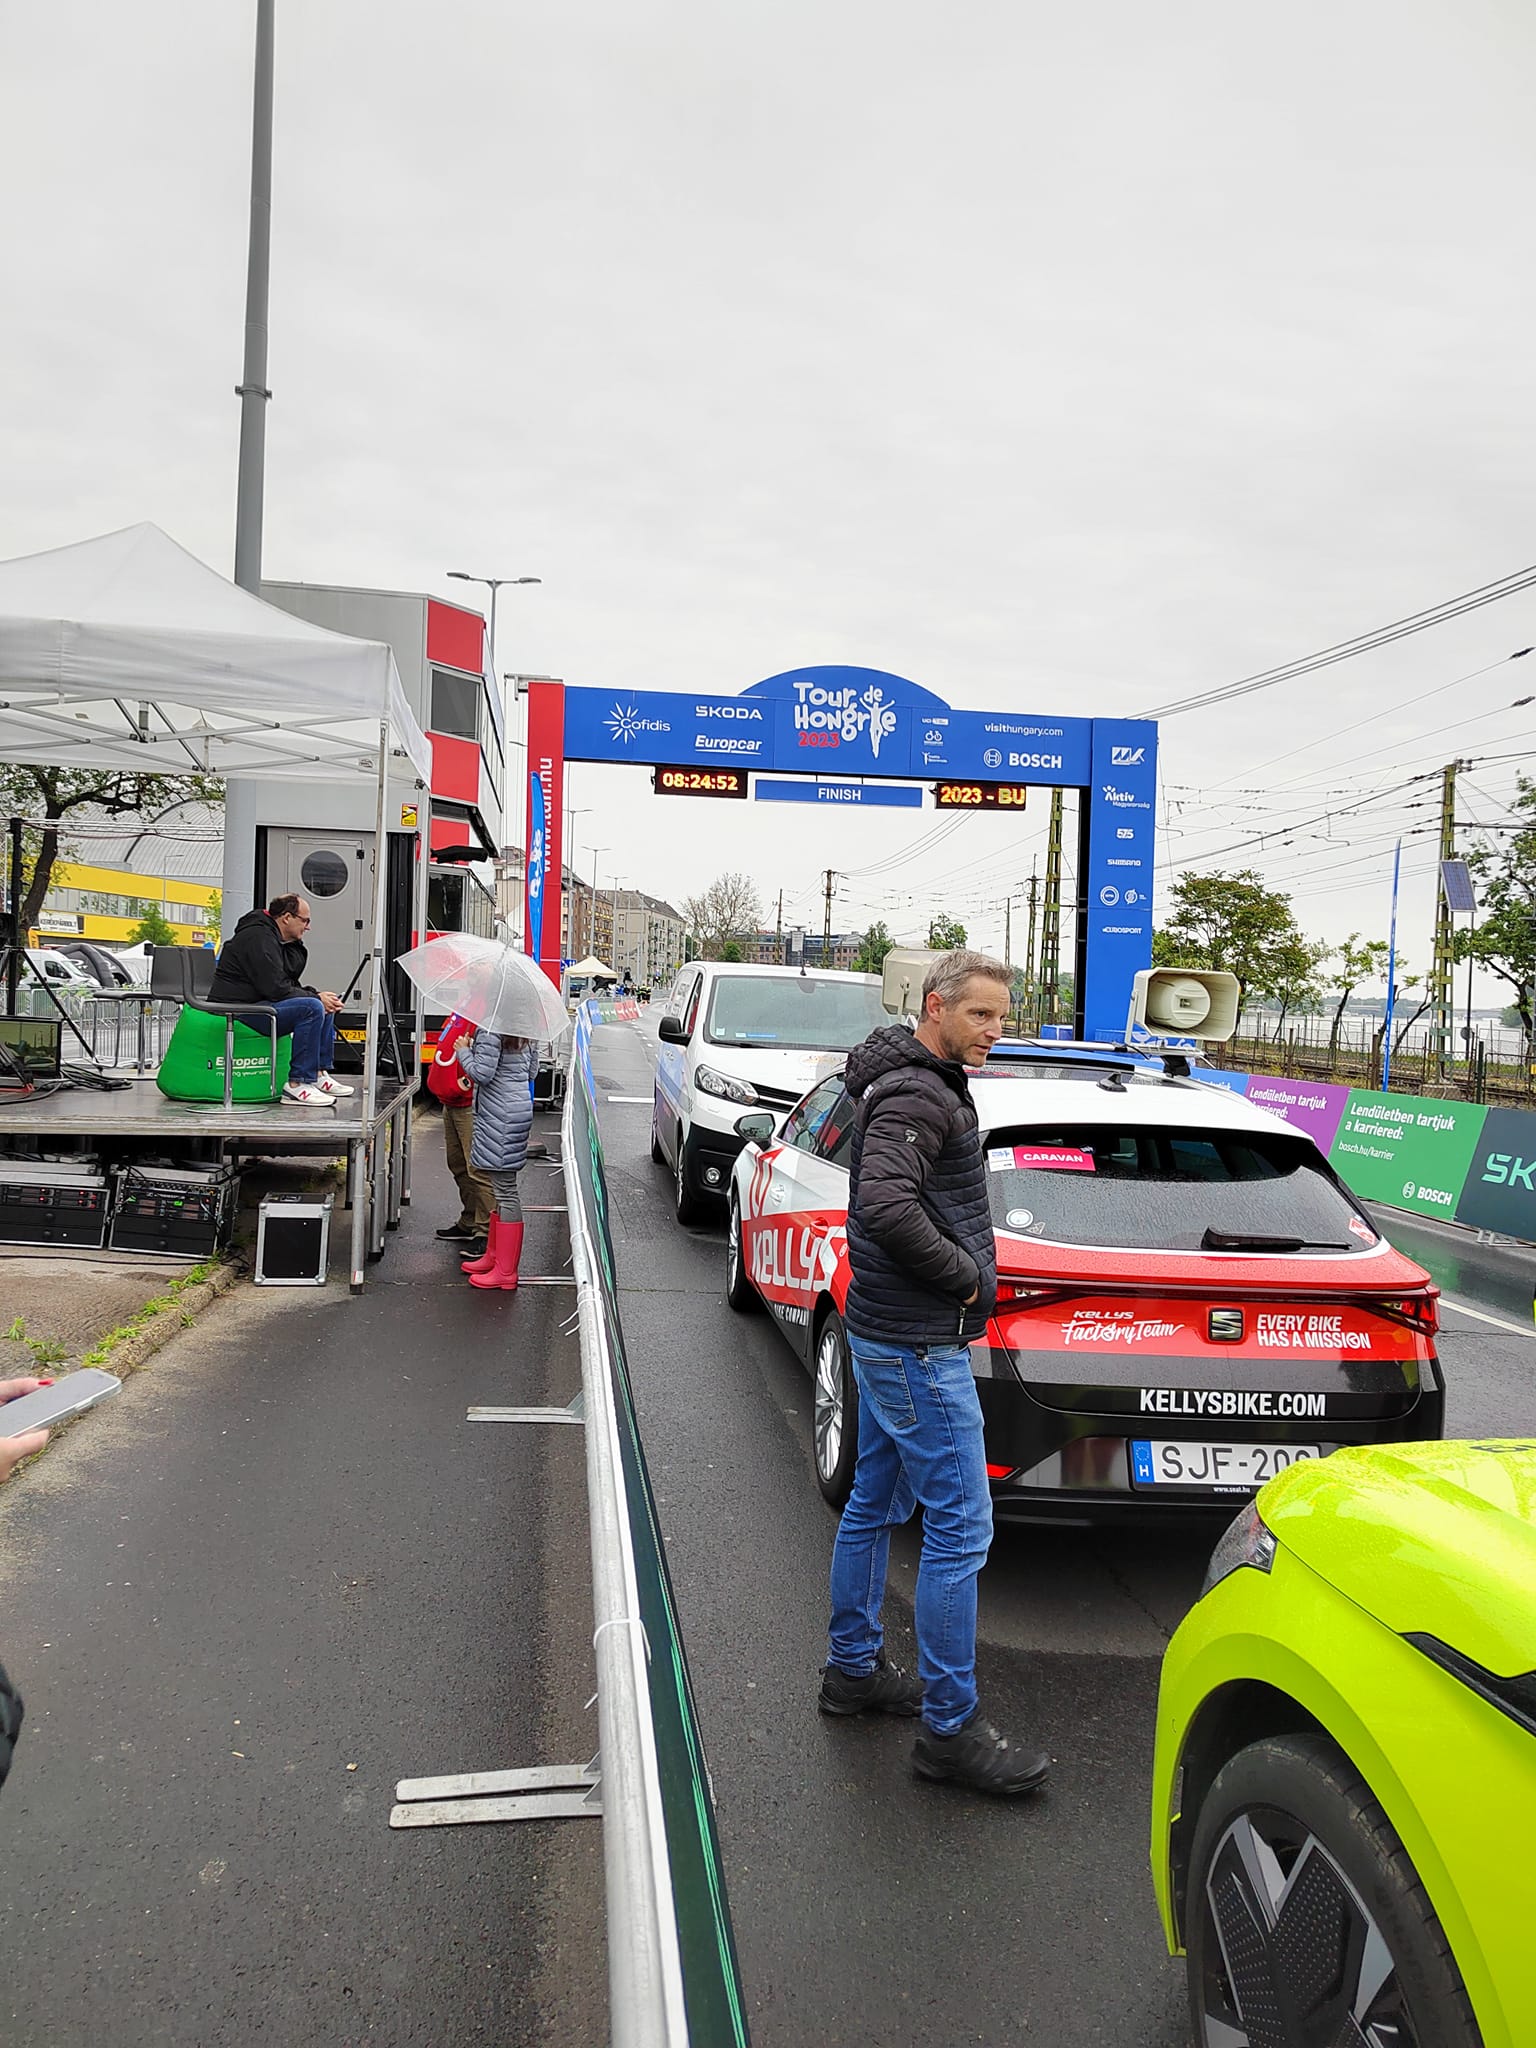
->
[1136,562,1536,718]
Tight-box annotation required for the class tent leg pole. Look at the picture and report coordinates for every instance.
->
[349,1139,367,1292]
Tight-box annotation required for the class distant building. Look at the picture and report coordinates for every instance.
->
[31,803,224,947]
[492,853,685,985]
[740,929,863,970]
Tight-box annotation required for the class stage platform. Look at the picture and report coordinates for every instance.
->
[0,1076,417,1290]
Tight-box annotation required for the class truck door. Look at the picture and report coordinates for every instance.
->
[262,827,371,1000]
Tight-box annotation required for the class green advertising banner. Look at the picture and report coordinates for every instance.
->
[1328,1090,1489,1221]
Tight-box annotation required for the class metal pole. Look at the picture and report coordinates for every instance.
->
[352,720,391,1289]
[233,0,275,594]
[1464,912,1477,1082]
[6,817,22,1014]
[1382,836,1402,1092]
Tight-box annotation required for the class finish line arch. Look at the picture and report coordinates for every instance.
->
[524,666,1156,1039]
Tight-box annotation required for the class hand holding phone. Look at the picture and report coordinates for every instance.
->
[0,1368,120,1449]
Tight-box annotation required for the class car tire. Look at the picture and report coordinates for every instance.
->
[812,1310,859,1508]
[650,1099,666,1165]
[673,1127,706,1225]
[1186,1732,1481,2048]
[725,1195,760,1313]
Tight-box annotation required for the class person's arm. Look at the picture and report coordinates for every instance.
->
[856,1087,979,1301]
[457,1031,502,1084]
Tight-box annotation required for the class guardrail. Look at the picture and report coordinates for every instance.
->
[564,998,750,2046]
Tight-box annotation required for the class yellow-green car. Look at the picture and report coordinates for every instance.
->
[1151,1440,1536,2047]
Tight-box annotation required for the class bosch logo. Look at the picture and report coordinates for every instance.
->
[1008,751,1064,770]
[983,748,1003,769]
[1110,745,1145,766]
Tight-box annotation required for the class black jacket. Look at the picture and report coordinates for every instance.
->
[207,909,314,1007]
[843,1024,997,1347]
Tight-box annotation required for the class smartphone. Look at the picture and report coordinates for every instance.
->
[0,1369,122,1437]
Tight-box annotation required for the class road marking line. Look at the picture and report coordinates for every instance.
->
[1440,1297,1536,1341]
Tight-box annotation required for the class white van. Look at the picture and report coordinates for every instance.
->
[651,961,887,1222]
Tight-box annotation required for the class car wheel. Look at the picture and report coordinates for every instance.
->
[650,1098,666,1165]
[812,1311,859,1508]
[673,1127,705,1225]
[1186,1732,1481,2048]
[725,1195,760,1313]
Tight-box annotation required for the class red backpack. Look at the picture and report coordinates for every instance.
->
[426,1013,474,1103]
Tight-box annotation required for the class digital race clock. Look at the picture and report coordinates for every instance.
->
[652,764,751,798]
[931,781,1030,810]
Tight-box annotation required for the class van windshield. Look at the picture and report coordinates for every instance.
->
[704,976,886,1052]
[983,1122,1372,1253]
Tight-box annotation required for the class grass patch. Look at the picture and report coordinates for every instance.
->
[78,1259,223,1372]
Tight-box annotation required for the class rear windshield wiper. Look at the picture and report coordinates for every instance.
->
[1200,1228,1351,1252]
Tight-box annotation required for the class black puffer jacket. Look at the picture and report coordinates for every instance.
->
[207,909,315,1007]
[0,1655,23,1793]
[843,1025,997,1347]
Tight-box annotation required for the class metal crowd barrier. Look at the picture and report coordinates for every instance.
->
[564,999,750,2047]
[16,983,179,1072]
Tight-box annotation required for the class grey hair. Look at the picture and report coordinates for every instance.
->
[922,948,1012,1009]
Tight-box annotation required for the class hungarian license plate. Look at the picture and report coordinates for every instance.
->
[1129,1439,1320,1490]
[336,1028,367,1044]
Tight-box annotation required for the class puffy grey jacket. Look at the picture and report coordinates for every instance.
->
[843,1024,997,1347]
[460,1034,538,1173]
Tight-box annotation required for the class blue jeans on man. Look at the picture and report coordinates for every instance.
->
[271,996,336,1084]
[827,1335,993,1734]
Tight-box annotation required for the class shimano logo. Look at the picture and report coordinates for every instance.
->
[1110,745,1145,766]
[695,735,763,755]
[695,704,764,720]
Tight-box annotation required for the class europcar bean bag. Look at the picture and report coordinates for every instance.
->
[155,1006,291,1103]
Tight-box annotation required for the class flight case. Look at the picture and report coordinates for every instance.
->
[109,1163,239,1259]
[0,1161,111,1249]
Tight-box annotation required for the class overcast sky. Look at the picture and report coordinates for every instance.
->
[5,1,1533,1003]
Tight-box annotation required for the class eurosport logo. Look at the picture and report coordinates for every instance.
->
[1110,745,1145,766]
[605,701,670,743]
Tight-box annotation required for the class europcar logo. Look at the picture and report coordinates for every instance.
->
[696,735,762,755]
[1110,745,1145,766]
[605,701,670,744]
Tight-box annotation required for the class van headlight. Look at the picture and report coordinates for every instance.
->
[695,1066,759,1105]
[1201,1501,1277,1597]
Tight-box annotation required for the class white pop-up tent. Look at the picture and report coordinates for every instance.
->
[0,522,430,780]
[0,523,432,1225]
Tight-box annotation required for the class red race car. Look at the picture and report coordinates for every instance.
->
[726,1053,1443,1521]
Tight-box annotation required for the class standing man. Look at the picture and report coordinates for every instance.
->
[819,949,1051,1797]
[206,893,353,1107]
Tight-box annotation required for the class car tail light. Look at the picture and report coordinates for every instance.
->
[994,1280,1075,1308]
[1369,1289,1440,1335]
[985,1463,1016,1480]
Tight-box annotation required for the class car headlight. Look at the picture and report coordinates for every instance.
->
[1201,1500,1278,1597]
[694,1065,759,1104]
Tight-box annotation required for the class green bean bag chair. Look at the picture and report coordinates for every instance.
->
[156,1007,292,1103]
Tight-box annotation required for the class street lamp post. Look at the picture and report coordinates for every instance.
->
[446,571,540,684]
[585,848,609,962]
[565,805,592,960]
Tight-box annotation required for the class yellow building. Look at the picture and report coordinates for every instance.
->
[27,806,223,949]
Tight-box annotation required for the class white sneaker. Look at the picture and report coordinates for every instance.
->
[315,1072,355,1097]
[283,1081,336,1106]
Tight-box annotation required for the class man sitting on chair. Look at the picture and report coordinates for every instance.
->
[207,893,353,1106]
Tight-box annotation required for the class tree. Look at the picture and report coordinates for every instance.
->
[718,939,743,962]
[204,888,222,945]
[1325,933,1391,1055]
[679,872,762,961]
[127,905,178,947]
[0,766,223,936]
[852,919,895,974]
[1255,936,1330,1041]
[1464,773,1536,1046]
[1154,869,1306,1004]
[926,913,967,950]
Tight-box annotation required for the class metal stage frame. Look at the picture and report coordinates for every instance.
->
[0,1076,416,1291]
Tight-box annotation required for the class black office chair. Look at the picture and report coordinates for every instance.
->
[149,946,281,1111]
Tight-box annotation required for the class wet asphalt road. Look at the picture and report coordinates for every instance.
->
[597,1014,1536,2048]
[0,1128,606,2048]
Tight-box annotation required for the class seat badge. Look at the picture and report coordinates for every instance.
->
[1208,1308,1244,1343]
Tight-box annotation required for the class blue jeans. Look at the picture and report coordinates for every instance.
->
[827,1335,994,1734]
[270,996,336,1084]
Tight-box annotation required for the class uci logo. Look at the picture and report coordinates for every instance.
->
[1110,745,1145,766]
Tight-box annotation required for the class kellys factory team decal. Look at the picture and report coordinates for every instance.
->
[997,1299,1421,1360]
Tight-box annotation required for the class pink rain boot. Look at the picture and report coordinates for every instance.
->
[468,1219,523,1291]
[461,1215,499,1275]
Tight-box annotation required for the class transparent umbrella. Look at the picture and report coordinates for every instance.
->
[395,934,568,1040]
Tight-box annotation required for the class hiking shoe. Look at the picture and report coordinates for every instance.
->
[912,1710,1051,1796]
[818,1651,923,1718]
[435,1222,479,1242]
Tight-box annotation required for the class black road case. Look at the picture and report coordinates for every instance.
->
[0,1164,111,1249]
[109,1164,238,1259]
